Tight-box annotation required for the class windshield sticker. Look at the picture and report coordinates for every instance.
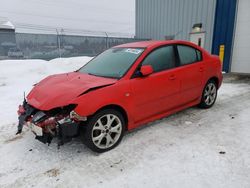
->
[125,48,143,55]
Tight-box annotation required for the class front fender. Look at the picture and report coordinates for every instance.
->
[72,81,133,122]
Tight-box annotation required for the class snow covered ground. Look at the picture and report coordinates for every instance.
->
[0,58,250,188]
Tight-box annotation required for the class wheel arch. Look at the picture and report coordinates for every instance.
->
[207,76,219,88]
[94,104,129,130]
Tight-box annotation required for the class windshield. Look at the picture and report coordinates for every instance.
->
[78,48,144,78]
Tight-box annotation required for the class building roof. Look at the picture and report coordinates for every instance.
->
[0,17,15,30]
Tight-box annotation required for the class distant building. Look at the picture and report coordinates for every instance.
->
[136,0,250,73]
[0,17,16,57]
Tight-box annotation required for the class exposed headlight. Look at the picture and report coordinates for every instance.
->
[70,110,87,121]
[32,111,47,123]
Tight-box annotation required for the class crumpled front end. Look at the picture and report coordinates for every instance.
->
[17,99,84,146]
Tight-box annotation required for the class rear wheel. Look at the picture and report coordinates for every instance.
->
[199,80,217,108]
[81,109,125,153]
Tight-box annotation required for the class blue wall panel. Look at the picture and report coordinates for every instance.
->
[212,0,237,72]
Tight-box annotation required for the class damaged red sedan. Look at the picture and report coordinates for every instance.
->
[17,40,222,152]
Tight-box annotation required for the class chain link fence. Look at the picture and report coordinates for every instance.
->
[0,30,148,60]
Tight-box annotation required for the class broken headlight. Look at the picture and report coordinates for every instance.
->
[32,111,47,124]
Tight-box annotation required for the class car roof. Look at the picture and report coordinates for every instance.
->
[115,40,199,49]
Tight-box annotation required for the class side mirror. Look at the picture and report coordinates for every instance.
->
[140,65,153,76]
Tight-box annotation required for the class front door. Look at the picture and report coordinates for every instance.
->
[130,45,181,122]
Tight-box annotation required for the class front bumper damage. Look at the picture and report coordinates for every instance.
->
[17,99,82,147]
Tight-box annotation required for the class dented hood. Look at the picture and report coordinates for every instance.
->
[27,72,117,110]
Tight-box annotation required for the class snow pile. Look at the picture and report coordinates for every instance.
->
[0,56,92,127]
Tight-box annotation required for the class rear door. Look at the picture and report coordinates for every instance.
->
[175,45,204,104]
[130,45,181,122]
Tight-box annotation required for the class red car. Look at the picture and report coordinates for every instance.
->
[17,40,222,152]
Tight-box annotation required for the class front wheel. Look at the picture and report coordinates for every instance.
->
[199,80,218,108]
[81,109,125,153]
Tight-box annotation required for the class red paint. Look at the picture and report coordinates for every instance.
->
[26,40,222,130]
[140,65,154,76]
[27,72,116,110]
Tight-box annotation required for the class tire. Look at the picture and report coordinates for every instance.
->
[81,109,125,153]
[199,79,218,109]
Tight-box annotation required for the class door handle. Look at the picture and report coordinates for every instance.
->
[169,75,176,80]
[199,67,204,72]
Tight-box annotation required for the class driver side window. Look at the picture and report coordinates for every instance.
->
[142,46,176,73]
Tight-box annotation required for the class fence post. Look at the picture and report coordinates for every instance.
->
[105,32,109,49]
[56,29,62,58]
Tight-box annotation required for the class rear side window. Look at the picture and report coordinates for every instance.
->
[142,46,176,72]
[177,45,202,65]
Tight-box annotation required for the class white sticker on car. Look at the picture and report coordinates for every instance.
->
[125,48,143,55]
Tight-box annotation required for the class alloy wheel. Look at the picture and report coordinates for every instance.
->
[204,83,217,106]
[92,114,122,149]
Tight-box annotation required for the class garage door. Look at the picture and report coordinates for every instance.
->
[231,0,250,73]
